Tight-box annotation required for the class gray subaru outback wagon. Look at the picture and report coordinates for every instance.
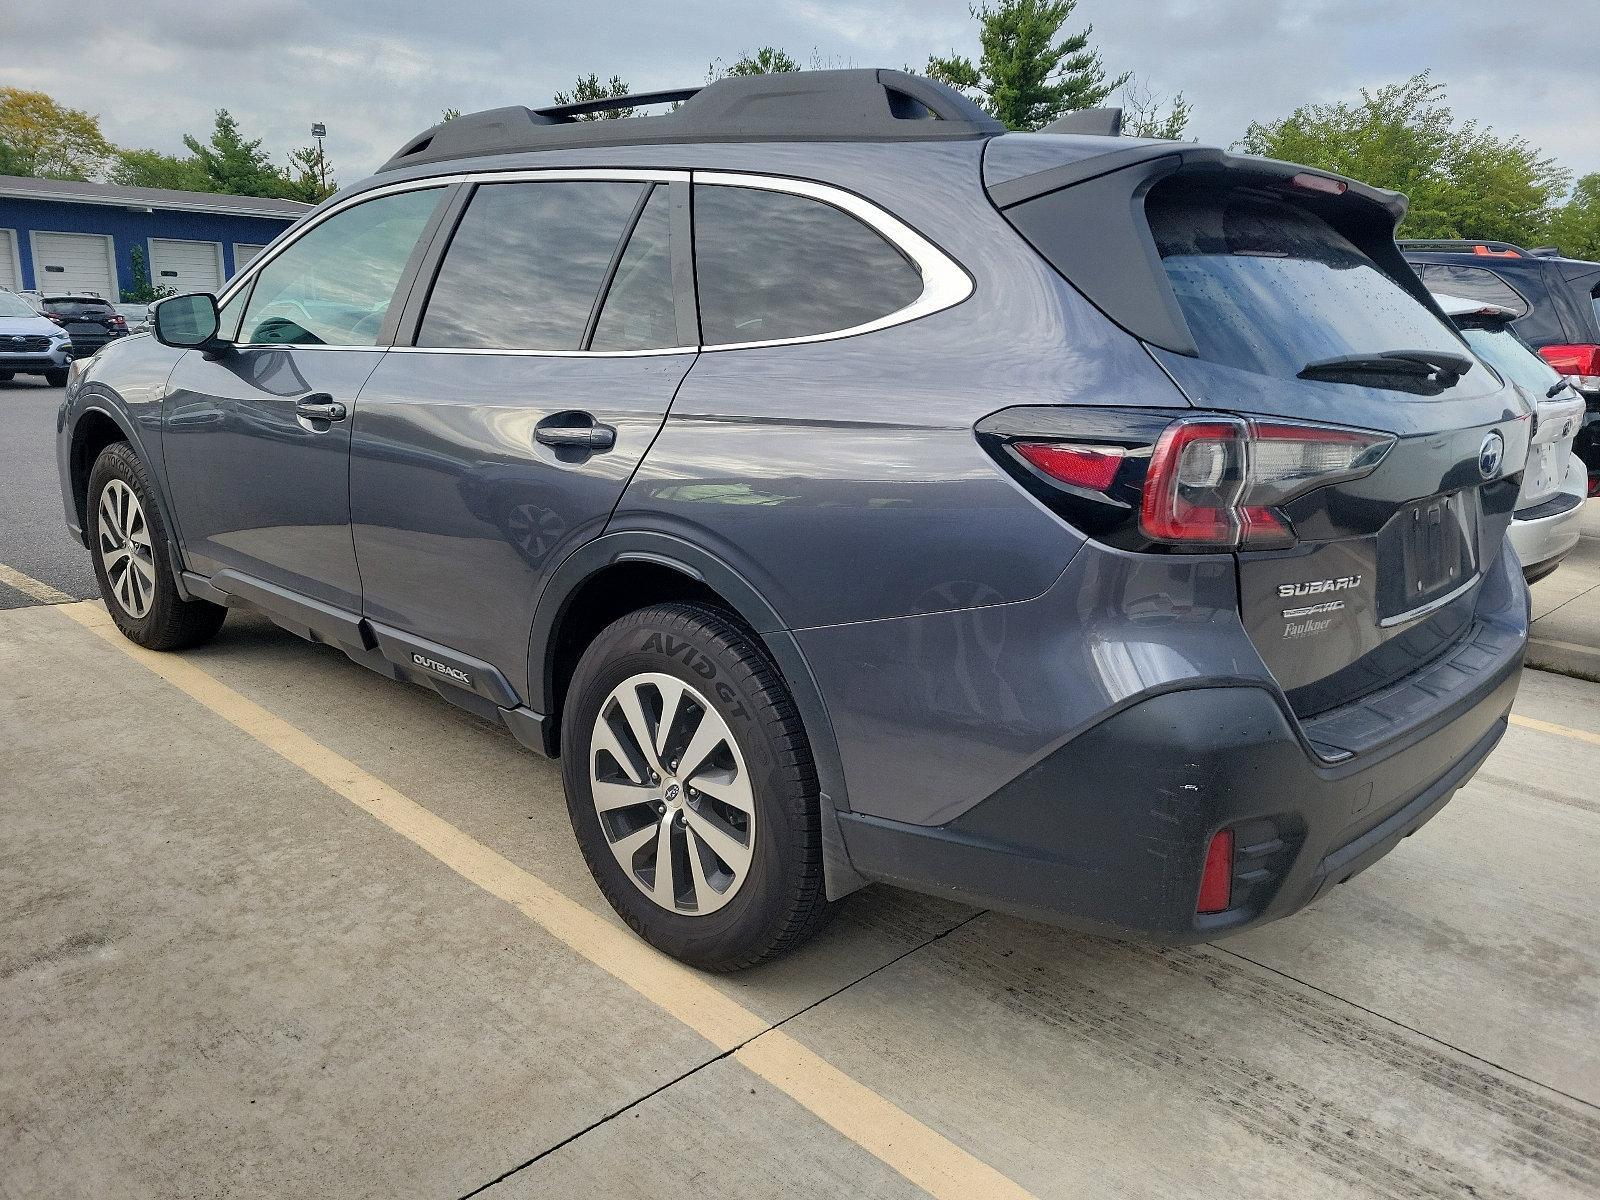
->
[58,70,1529,970]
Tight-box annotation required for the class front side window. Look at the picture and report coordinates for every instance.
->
[418,180,646,350]
[240,188,441,346]
[693,184,924,346]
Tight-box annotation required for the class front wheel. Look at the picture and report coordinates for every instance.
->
[561,603,830,971]
[44,369,68,387]
[86,441,226,650]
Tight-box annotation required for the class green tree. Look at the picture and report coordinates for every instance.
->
[0,87,115,179]
[1239,73,1568,245]
[927,0,1128,130]
[1119,77,1191,141]
[551,74,633,120]
[1547,174,1600,261]
[121,245,173,304]
[0,138,25,175]
[182,109,285,197]
[713,47,801,77]
[280,144,336,203]
[439,108,463,123]
[109,148,212,192]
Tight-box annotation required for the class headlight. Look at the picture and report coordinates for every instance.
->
[50,330,70,341]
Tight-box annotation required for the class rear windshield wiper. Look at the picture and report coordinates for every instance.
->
[1298,349,1474,382]
[1547,379,1571,398]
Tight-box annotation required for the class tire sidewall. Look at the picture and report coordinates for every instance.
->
[562,608,810,964]
[87,443,175,641]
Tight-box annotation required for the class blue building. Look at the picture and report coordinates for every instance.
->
[0,175,308,301]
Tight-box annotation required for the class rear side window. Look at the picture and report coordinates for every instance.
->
[241,188,441,346]
[1415,264,1530,317]
[1150,193,1468,382]
[693,185,923,346]
[419,180,645,350]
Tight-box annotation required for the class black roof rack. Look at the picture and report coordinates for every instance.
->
[1396,238,1530,257]
[379,69,1005,172]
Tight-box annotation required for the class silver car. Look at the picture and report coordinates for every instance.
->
[0,289,73,385]
[1435,292,1587,581]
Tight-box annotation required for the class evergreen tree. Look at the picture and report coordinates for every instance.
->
[182,109,285,197]
[551,74,633,120]
[281,144,336,203]
[927,1,1128,130]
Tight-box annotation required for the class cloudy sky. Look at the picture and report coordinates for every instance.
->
[4,0,1596,187]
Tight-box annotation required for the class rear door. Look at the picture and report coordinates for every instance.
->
[349,172,695,696]
[1140,182,1528,715]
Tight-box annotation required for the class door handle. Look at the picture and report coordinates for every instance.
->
[534,414,616,451]
[295,396,346,422]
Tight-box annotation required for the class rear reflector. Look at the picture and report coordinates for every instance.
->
[1015,441,1124,492]
[1197,829,1235,914]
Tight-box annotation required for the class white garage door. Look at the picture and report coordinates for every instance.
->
[232,243,267,275]
[150,238,223,295]
[31,232,115,297]
[0,231,20,290]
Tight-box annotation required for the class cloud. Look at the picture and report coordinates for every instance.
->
[2,0,1594,188]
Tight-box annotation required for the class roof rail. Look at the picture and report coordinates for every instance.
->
[1396,238,1530,258]
[1040,107,1122,137]
[379,69,1005,172]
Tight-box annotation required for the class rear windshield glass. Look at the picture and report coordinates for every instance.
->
[1458,325,1562,394]
[44,299,112,315]
[1149,193,1469,383]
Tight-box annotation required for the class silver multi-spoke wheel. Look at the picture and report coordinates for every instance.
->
[590,672,756,917]
[97,478,156,619]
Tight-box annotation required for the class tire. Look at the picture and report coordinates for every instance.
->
[44,369,68,387]
[86,441,226,650]
[561,602,831,971]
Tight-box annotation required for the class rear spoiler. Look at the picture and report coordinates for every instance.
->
[986,143,1421,357]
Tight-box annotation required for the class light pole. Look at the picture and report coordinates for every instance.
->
[311,122,327,192]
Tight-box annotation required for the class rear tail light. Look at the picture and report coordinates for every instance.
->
[109,315,127,327]
[987,409,1394,552]
[1197,829,1235,914]
[1537,344,1600,393]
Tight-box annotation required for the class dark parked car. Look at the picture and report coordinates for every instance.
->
[39,294,128,355]
[1403,240,1600,490]
[58,70,1529,970]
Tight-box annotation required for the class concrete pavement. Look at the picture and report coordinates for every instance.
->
[3,592,1597,1198]
[1528,499,1600,682]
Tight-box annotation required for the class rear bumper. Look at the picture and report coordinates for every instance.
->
[832,546,1527,943]
[1509,464,1586,581]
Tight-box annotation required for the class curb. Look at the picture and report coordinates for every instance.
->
[1525,636,1600,685]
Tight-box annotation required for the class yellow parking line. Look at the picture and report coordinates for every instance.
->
[1509,712,1600,749]
[0,562,74,605]
[37,592,1032,1200]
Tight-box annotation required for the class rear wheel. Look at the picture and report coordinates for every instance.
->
[44,369,68,387]
[87,441,226,650]
[561,602,830,971]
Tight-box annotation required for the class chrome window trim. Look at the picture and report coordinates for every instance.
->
[691,170,972,352]
[216,166,970,357]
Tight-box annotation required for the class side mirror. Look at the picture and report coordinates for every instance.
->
[152,293,229,355]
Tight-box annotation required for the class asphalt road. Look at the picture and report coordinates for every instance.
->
[0,380,97,607]
[3,378,1598,1199]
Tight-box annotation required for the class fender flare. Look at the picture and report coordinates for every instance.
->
[528,530,869,900]
[67,400,197,601]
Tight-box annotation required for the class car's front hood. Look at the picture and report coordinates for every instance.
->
[0,315,60,337]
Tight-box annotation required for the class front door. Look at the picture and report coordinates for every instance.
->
[162,187,445,611]
[350,175,695,695]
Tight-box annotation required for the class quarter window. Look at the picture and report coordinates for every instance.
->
[240,188,441,346]
[692,184,924,346]
[591,186,678,351]
[418,180,645,350]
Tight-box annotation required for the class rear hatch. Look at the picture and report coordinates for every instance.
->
[987,143,1529,718]
[42,297,120,344]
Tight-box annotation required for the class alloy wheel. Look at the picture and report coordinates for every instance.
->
[97,479,156,619]
[590,672,756,916]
